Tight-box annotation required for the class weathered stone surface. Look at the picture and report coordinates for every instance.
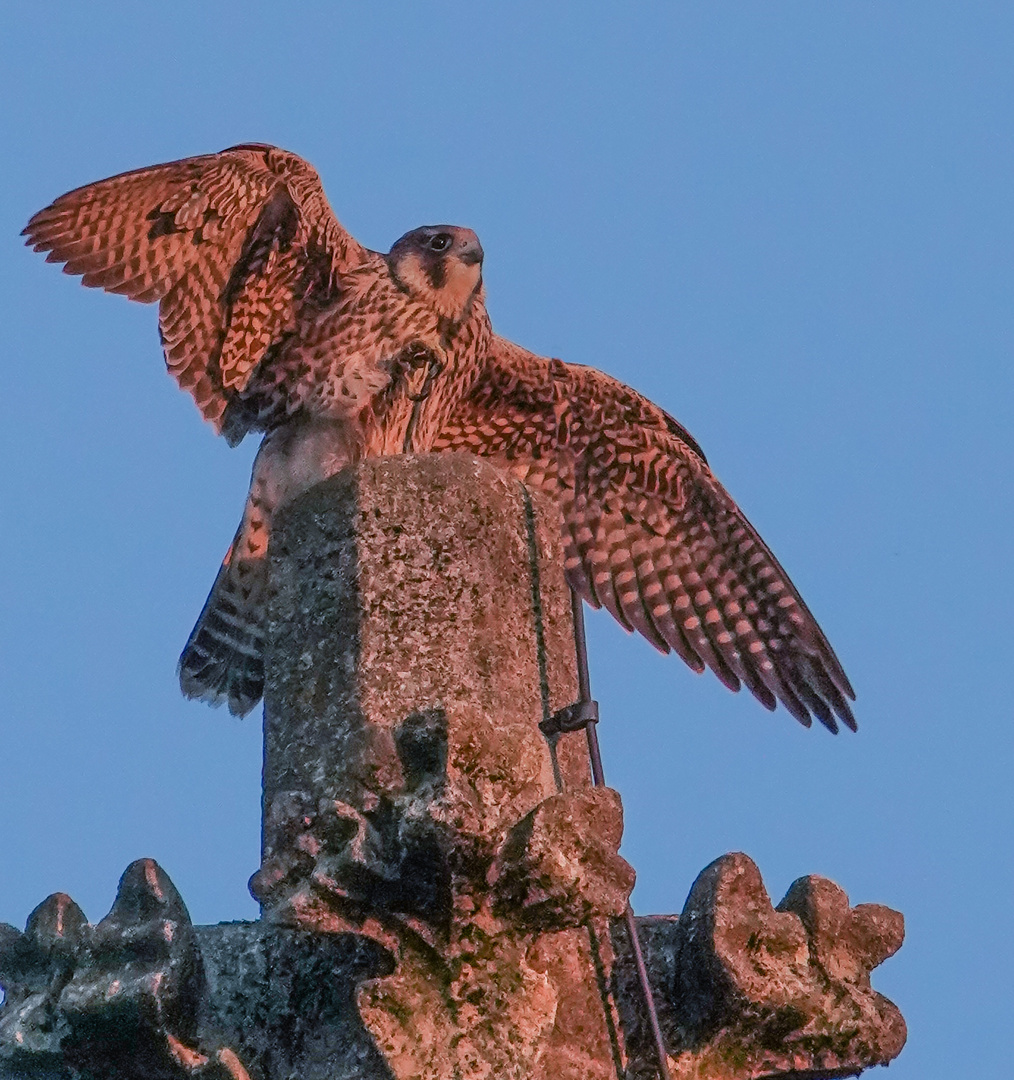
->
[613,853,906,1079]
[0,891,86,1067]
[0,863,394,1080]
[489,787,634,929]
[358,919,626,1080]
[255,455,631,1079]
[60,860,203,1052]
[1,863,627,1080]
[1,854,905,1080]
[777,875,904,987]
[0,458,907,1079]
[255,457,598,931]
[261,453,588,835]
[194,922,393,1080]
[0,860,228,1079]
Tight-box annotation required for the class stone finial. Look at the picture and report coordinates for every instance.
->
[0,891,86,1060]
[0,861,393,1079]
[0,859,240,1079]
[614,853,906,1079]
[489,786,634,929]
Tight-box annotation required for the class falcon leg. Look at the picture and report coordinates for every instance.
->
[178,417,357,716]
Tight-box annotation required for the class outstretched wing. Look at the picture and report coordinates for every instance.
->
[432,336,855,732]
[24,143,370,433]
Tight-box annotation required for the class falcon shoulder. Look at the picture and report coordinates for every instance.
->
[24,143,371,434]
[433,336,855,732]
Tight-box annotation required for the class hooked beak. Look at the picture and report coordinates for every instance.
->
[458,237,484,266]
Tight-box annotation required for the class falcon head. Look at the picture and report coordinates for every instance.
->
[388,226,484,322]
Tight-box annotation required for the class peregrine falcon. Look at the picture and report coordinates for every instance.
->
[24,144,855,732]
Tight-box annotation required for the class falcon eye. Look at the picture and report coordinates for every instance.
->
[428,233,452,252]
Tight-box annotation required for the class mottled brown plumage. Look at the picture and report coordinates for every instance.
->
[25,143,854,731]
[434,339,854,731]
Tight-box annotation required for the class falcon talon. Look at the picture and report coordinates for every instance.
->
[405,353,444,402]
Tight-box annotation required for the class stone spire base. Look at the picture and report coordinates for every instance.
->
[0,455,905,1080]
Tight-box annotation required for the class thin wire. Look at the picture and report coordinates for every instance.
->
[521,483,563,791]
[569,589,673,1080]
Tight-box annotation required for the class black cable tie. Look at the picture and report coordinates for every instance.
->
[540,698,599,736]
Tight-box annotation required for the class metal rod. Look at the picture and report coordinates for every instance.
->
[569,590,672,1080]
[571,587,594,704]
[623,907,671,1080]
[570,590,608,785]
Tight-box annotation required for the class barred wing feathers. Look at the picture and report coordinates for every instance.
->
[23,144,368,433]
[434,337,855,732]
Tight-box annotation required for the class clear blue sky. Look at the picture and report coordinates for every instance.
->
[1,4,1011,1076]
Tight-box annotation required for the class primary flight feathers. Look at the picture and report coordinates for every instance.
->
[25,145,368,431]
[25,143,855,732]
